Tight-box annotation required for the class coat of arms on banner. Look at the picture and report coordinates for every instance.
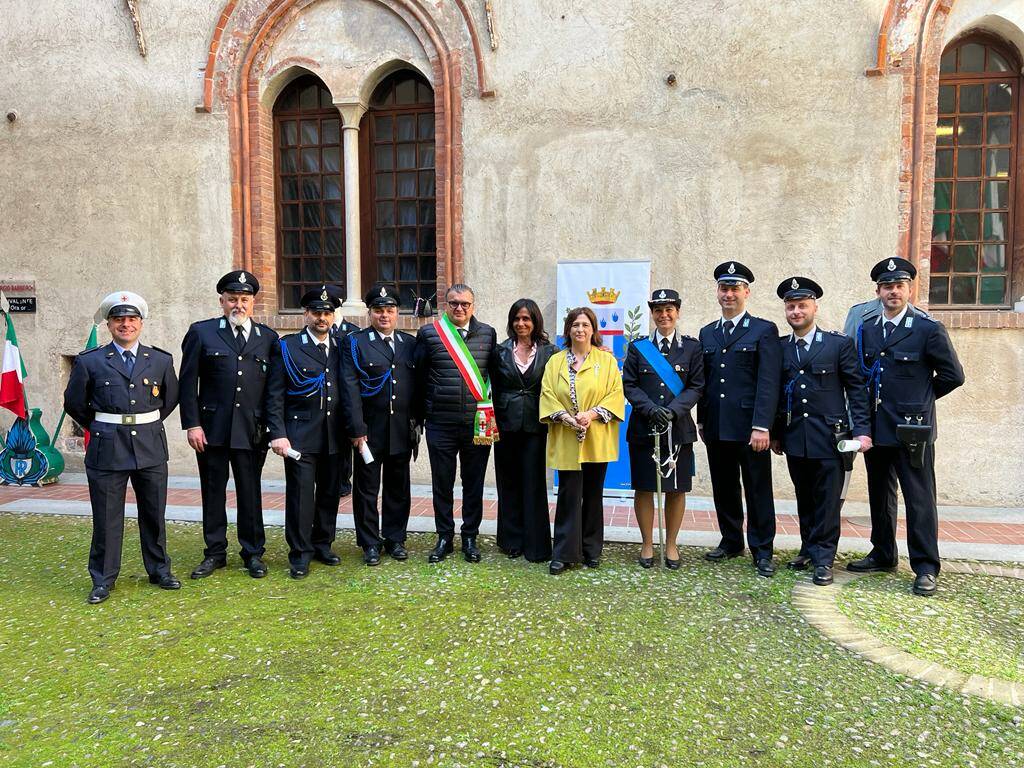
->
[0,417,50,485]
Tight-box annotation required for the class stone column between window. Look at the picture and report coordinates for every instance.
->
[335,101,368,310]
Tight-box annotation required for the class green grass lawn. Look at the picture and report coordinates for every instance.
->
[1,513,1022,768]
[838,572,1024,684]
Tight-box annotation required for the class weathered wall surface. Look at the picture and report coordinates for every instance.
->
[1,0,1022,505]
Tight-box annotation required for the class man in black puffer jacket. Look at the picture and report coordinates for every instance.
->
[414,284,498,563]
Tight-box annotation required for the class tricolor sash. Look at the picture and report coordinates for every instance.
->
[633,338,684,397]
[435,314,499,444]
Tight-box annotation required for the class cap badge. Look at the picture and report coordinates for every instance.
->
[320,289,328,301]
[658,290,666,299]
[728,263,736,275]
[887,258,896,271]
[120,294,129,302]
[380,286,387,297]
[238,272,246,283]
[791,278,799,290]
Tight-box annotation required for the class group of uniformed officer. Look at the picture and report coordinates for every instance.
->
[64,254,963,604]
[684,257,963,594]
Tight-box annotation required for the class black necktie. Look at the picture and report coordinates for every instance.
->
[884,321,896,339]
[796,338,807,362]
[660,338,671,356]
[317,342,327,358]
[385,336,394,352]
[458,328,467,340]
[123,350,135,375]
[235,326,245,351]
[723,320,734,336]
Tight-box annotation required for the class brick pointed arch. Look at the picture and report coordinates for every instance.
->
[201,0,487,320]
[865,0,1024,326]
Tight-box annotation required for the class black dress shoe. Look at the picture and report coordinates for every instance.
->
[705,546,743,562]
[314,551,342,566]
[428,536,454,563]
[289,566,308,579]
[363,546,381,566]
[755,559,776,578]
[190,556,226,579]
[846,554,898,573]
[584,558,599,569]
[461,535,481,563]
[664,557,681,571]
[787,555,812,571]
[149,574,182,590]
[87,585,110,604]
[384,541,408,561]
[549,560,567,575]
[506,549,523,559]
[813,565,834,586]
[339,485,352,497]
[637,556,654,569]
[913,573,937,596]
[246,557,268,579]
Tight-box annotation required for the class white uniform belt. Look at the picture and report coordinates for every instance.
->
[94,411,161,425]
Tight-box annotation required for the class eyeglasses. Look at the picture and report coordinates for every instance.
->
[448,301,473,309]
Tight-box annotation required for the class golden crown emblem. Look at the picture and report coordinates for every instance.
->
[586,287,621,305]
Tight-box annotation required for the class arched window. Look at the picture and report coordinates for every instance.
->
[362,70,436,310]
[931,35,1021,307]
[273,74,344,310]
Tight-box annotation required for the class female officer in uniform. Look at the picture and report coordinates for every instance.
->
[623,289,704,569]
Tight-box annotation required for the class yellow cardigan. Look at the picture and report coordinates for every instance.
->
[539,348,626,471]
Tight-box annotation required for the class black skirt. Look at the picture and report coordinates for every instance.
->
[628,441,695,493]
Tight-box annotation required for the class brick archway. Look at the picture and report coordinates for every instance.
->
[200,0,491,323]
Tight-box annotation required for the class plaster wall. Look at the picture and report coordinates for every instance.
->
[1,0,1022,505]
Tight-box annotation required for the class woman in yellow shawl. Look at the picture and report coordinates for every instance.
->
[539,307,625,574]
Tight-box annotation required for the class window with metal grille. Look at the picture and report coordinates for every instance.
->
[362,70,436,311]
[931,36,1020,307]
[273,75,344,310]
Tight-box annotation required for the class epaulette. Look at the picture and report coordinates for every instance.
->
[828,330,847,336]
[145,345,173,357]
[681,334,696,340]
[79,346,104,356]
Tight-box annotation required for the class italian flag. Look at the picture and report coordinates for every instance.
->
[0,312,27,420]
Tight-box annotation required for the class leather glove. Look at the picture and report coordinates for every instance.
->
[650,407,673,429]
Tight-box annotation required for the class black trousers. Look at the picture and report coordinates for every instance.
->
[86,463,171,587]
[705,439,776,560]
[283,452,341,567]
[338,445,353,494]
[786,455,843,567]
[425,424,491,538]
[864,443,940,576]
[196,446,266,563]
[494,431,552,562]
[552,462,607,564]
[352,449,412,549]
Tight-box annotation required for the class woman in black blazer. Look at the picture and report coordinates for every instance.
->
[490,299,557,561]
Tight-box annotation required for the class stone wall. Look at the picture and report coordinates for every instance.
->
[1,0,1021,505]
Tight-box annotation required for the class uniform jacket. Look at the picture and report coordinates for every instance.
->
[342,327,418,456]
[414,316,497,429]
[857,308,965,446]
[773,329,871,459]
[488,339,557,434]
[697,314,782,442]
[622,332,704,446]
[843,299,929,337]
[539,348,625,471]
[63,342,179,471]
[177,317,279,450]
[265,330,349,454]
